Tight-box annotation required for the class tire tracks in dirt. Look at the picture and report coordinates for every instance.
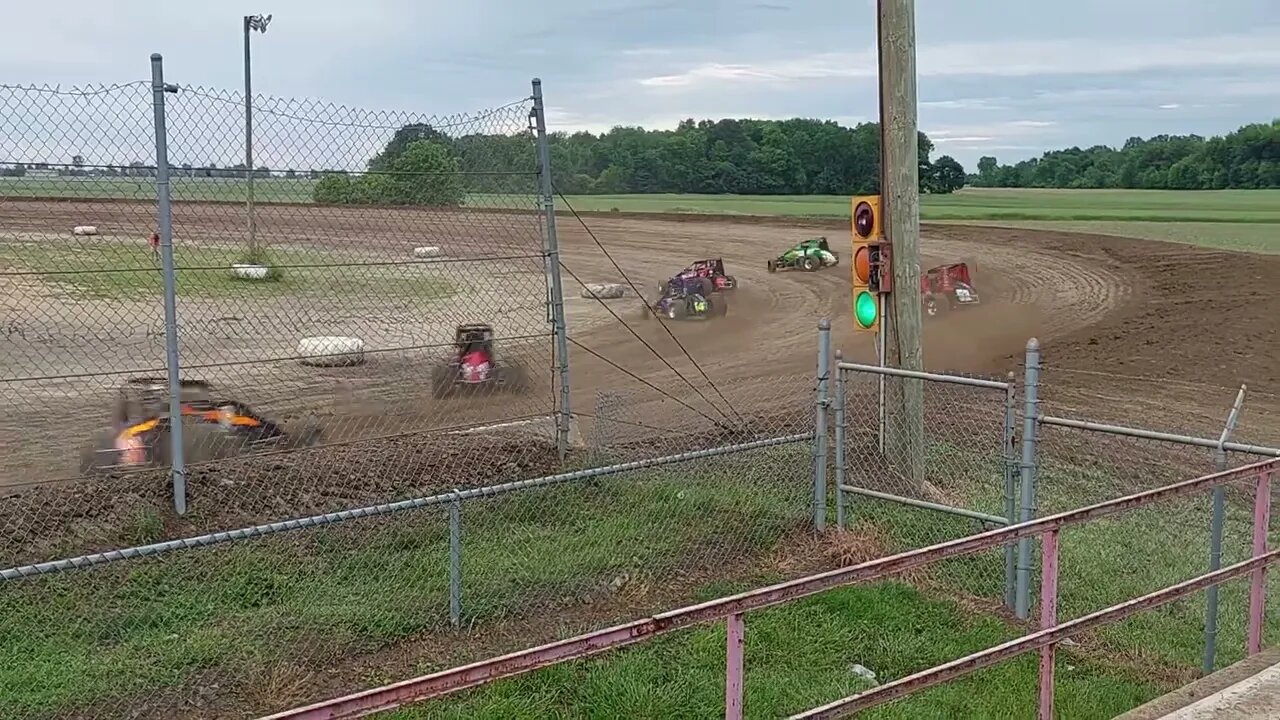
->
[5,199,1277,487]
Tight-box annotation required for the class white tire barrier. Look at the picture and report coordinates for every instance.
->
[297,336,366,367]
[72,225,99,236]
[412,246,443,259]
[230,263,271,280]
[580,283,626,299]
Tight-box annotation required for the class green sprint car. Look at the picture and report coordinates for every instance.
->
[766,237,841,273]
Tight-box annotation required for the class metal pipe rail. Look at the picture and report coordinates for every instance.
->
[1039,415,1280,458]
[2,432,810,582]
[258,457,1280,720]
[837,361,1012,391]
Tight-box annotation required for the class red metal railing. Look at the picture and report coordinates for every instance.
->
[260,458,1280,720]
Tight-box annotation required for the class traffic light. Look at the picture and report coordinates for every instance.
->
[851,195,889,331]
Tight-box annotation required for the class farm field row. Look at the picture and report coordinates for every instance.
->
[7,178,1280,221]
[6,179,1277,253]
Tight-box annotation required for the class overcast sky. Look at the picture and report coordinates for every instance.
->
[4,0,1279,169]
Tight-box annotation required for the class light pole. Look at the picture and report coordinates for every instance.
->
[243,13,271,257]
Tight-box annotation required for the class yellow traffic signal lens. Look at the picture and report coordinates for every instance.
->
[854,290,878,329]
[853,246,870,283]
[854,201,875,238]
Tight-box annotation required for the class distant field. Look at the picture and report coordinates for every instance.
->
[0,176,311,203]
[542,188,1280,224]
[938,220,1280,255]
[4,178,1277,253]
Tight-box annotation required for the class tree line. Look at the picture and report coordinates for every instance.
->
[310,118,969,206]
[971,119,1280,190]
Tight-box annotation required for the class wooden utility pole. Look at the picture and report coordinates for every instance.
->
[877,0,925,490]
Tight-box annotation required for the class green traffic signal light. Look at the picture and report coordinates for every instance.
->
[854,290,878,329]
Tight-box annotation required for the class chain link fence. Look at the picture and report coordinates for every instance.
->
[0,69,832,720]
[0,383,819,720]
[1032,357,1280,684]
[5,70,1280,720]
[0,70,565,560]
[832,358,1018,614]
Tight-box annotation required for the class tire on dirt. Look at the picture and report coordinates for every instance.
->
[923,294,945,318]
[801,255,819,271]
[297,336,366,367]
[176,421,250,463]
[766,260,777,273]
[500,361,531,394]
[79,430,118,475]
[231,263,271,281]
[580,283,626,299]
[431,362,456,399]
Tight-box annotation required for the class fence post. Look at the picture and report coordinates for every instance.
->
[1003,372,1018,611]
[725,612,746,720]
[1038,528,1060,720]
[150,53,187,516]
[590,390,620,464]
[1248,470,1272,656]
[1016,337,1041,620]
[834,350,847,530]
[450,491,463,628]
[530,78,571,461]
[1204,384,1247,674]
[814,320,832,532]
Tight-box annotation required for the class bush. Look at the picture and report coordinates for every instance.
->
[311,140,465,207]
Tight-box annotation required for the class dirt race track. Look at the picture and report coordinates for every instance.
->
[2,198,1279,492]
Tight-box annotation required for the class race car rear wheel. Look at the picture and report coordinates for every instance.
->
[431,364,456,399]
[499,362,531,394]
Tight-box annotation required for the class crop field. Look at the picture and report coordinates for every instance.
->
[3,182,1280,718]
[8,177,1275,253]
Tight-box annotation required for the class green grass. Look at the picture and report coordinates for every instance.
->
[530,188,1280,254]
[376,443,1275,719]
[388,583,1161,720]
[522,188,1280,223]
[936,219,1280,254]
[6,177,1278,253]
[0,241,457,300]
[2,438,1259,719]
[0,447,813,717]
[7,177,1278,222]
[0,176,314,204]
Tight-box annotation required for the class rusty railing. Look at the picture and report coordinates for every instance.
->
[259,456,1280,720]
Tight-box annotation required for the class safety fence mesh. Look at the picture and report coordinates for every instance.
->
[0,79,551,501]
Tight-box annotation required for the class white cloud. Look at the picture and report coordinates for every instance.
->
[638,31,1280,89]
[927,121,1057,139]
[933,136,996,143]
[948,144,1040,153]
[920,98,1010,111]
[1159,103,1181,109]
[639,55,876,87]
